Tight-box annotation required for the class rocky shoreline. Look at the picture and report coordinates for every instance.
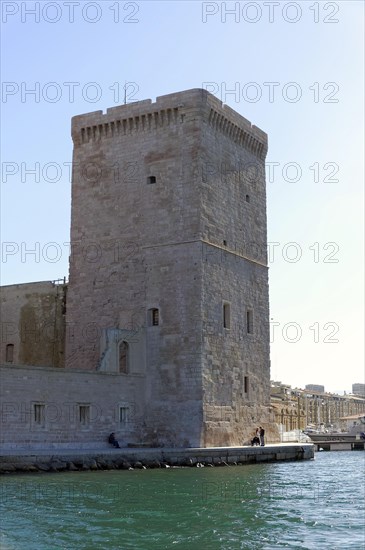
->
[0,456,229,474]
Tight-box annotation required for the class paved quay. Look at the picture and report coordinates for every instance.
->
[0,444,314,473]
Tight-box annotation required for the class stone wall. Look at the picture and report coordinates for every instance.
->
[64,89,274,447]
[0,281,66,368]
[0,365,145,450]
[0,445,315,474]
[197,91,271,445]
[0,90,276,450]
[66,89,208,371]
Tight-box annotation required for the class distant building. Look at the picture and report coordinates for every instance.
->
[305,384,325,393]
[352,383,365,396]
[339,413,365,431]
[270,382,306,431]
[271,381,365,431]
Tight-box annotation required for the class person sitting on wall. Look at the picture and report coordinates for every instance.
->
[108,432,121,448]
[251,428,260,446]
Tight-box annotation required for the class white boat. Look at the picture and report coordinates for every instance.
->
[306,431,365,443]
[305,415,365,443]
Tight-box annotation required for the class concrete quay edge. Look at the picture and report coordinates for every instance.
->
[0,444,314,470]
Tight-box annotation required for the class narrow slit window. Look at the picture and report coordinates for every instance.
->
[34,404,45,426]
[79,405,90,426]
[223,303,231,329]
[246,309,253,334]
[244,376,249,395]
[147,176,156,184]
[152,309,159,325]
[6,344,14,363]
[148,308,159,326]
[245,194,250,203]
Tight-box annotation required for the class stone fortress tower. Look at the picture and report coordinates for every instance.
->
[66,89,272,447]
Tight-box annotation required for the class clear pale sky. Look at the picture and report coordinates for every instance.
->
[1,1,364,393]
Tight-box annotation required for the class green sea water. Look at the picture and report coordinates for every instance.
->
[0,451,364,550]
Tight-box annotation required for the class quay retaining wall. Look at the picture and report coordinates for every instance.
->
[0,444,314,474]
[313,441,365,452]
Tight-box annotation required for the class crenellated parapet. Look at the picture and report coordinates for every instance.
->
[71,88,268,159]
[207,107,267,159]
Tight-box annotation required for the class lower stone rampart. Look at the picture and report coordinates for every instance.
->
[1,365,280,449]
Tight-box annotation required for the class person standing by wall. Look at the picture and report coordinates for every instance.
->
[259,426,265,446]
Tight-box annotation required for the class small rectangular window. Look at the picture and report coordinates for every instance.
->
[223,303,231,329]
[34,404,45,426]
[79,405,90,426]
[147,176,156,184]
[246,309,253,334]
[119,407,129,424]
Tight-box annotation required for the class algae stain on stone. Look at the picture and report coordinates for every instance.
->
[19,292,65,367]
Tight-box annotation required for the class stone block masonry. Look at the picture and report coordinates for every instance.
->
[0,365,145,450]
[0,281,66,368]
[0,445,315,474]
[0,89,277,449]
[65,89,274,447]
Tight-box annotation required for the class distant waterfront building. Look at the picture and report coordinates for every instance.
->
[270,381,365,431]
[270,382,306,431]
[352,383,365,396]
[340,413,365,430]
[305,384,325,393]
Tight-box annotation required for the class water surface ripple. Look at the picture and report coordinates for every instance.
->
[1,451,364,549]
